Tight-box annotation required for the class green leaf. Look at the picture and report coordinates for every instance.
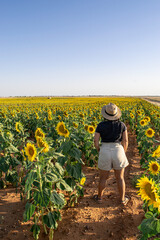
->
[25,171,37,193]
[45,172,58,182]
[0,156,10,172]
[156,220,160,233]
[69,147,81,161]
[56,179,72,192]
[43,211,60,229]
[30,224,40,240]
[60,141,72,154]
[55,162,64,175]
[145,211,153,219]
[23,202,36,222]
[34,188,50,207]
[50,190,65,207]
[66,163,82,179]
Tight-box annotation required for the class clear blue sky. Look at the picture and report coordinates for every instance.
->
[0,0,160,97]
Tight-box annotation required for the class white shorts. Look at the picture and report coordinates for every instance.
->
[98,142,129,171]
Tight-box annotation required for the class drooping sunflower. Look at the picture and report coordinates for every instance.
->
[88,125,95,134]
[145,128,155,138]
[80,177,86,186]
[152,145,160,158]
[36,136,49,153]
[56,122,70,137]
[25,143,37,162]
[148,161,160,175]
[15,122,23,133]
[35,128,45,139]
[137,176,160,208]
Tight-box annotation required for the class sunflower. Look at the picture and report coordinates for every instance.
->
[152,145,160,158]
[56,122,70,137]
[143,116,150,122]
[139,119,148,126]
[130,113,134,118]
[79,113,84,119]
[84,125,88,131]
[137,176,160,208]
[58,115,61,120]
[148,161,160,175]
[36,113,39,119]
[25,143,37,162]
[73,122,78,128]
[15,122,23,133]
[48,113,52,120]
[145,128,155,138]
[80,177,86,186]
[36,137,49,153]
[137,110,142,116]
[88,125,95,134]
[35,128,45,139]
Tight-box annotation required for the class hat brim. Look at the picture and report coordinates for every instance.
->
[101,105,122,120]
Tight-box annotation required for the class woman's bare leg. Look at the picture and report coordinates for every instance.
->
[114,168,125,202]
[98,169,110,199]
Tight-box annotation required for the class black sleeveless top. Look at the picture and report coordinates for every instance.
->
[95,120,127,143]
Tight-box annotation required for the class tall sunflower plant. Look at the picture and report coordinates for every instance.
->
[21,135,79,240]
[55,121,86,206]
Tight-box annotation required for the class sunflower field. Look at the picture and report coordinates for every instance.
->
[0,96,160,240]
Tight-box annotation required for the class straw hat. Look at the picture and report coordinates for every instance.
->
[101,103,121,120]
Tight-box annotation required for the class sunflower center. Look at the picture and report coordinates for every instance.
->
[59,124,66,133]
[147,130,153,135]
[152,164,158,172]
[144,183,156,201]
[29,147,34,156]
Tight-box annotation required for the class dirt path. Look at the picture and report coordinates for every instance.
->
[143,98,160,107]
[0,131,144,240]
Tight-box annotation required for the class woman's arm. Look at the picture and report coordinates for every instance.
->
[121,130,128,152]
[94,132,100,152]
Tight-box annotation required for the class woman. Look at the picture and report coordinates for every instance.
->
[94,103,129,205]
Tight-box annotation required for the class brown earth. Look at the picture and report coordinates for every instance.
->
[0,130,144,240]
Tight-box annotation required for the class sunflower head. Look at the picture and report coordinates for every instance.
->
[56,122,70,137]
[25,143,37,162]
[136,175,160,209]
[80,177,86,186]
[88,125,95,134]
[130,113,134,119]
[48,113,52,121]
[148,161,160,175]
[145,128,155,138]
[35,128,45,139]
[152,145,160,158]
[84,125,88,131]
[36,137,49,153]
[15,122,23,133]
[139,119,148,126]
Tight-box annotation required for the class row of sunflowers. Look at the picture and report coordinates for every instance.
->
[0,96,159,239]
[128,101,160,240]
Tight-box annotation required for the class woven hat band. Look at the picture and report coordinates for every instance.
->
[105,110,117,116]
